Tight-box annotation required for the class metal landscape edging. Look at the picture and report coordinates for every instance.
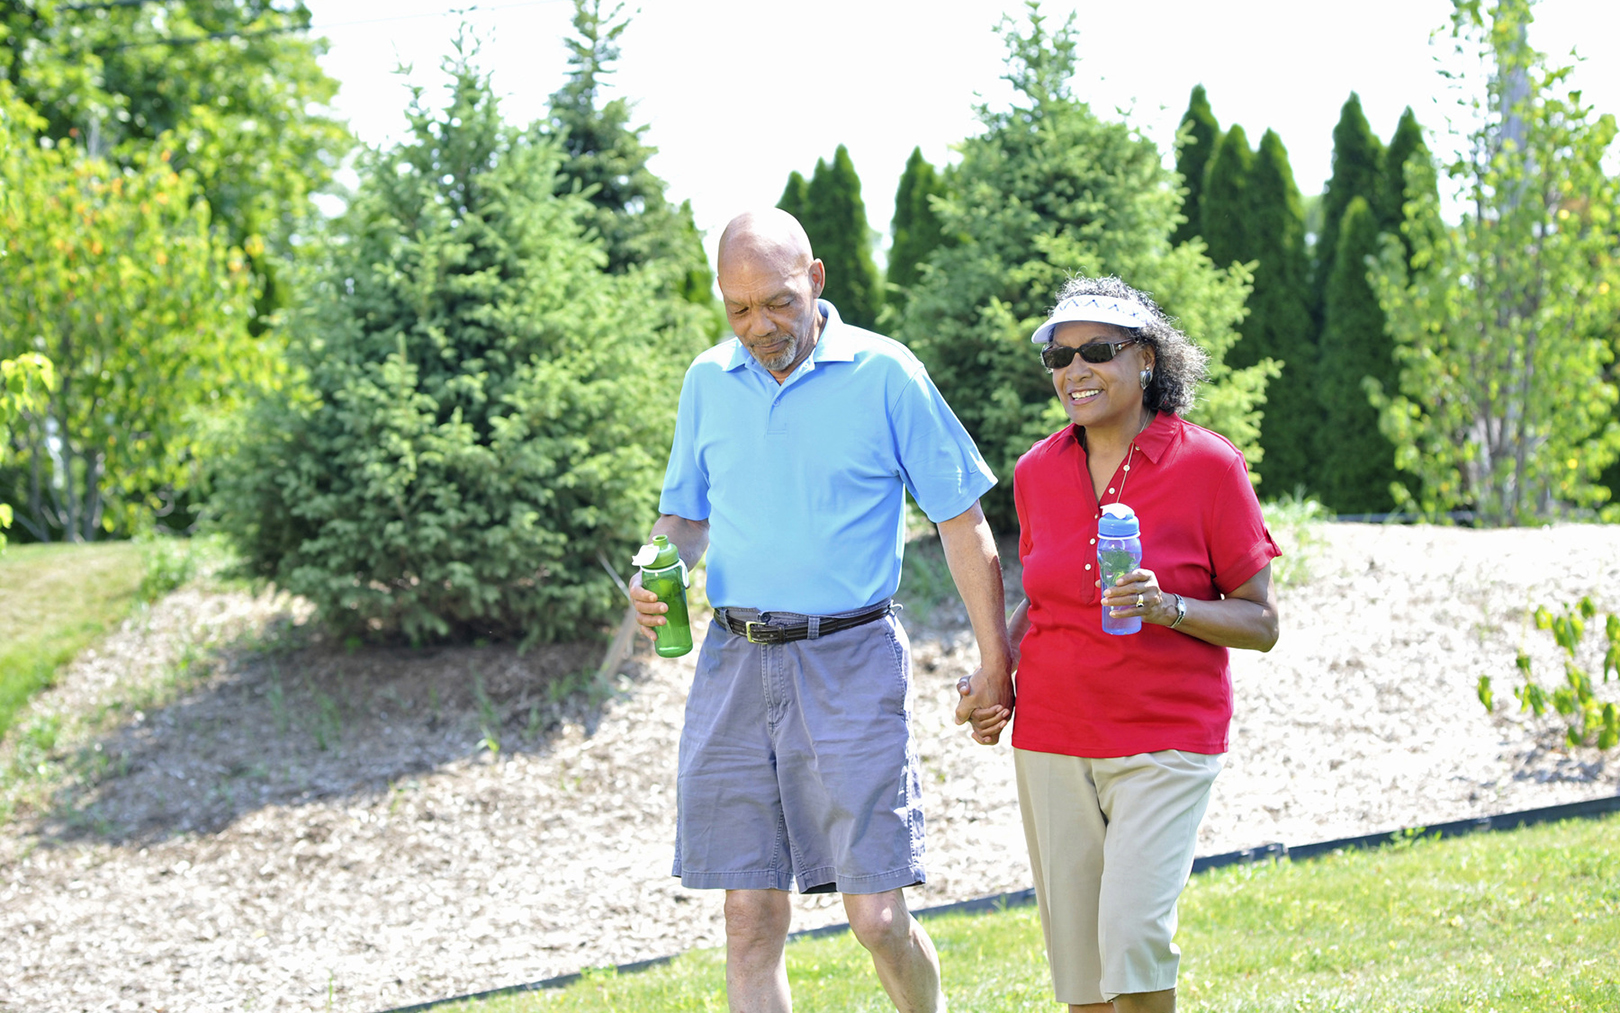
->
[376,792,1620,1013]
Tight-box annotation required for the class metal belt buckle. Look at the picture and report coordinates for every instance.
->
[744,620,768,644]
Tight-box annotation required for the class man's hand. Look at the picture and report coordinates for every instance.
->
[629,570,668,642]
[630,514,710,642]
[954,663,1014,745]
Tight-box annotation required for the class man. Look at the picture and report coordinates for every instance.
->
[630,208,1015,1013]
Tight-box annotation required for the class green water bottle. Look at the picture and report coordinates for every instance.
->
[633,534,692,658]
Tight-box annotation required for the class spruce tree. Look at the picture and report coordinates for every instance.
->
[1318,197,1398,513]
[547,0,711,302]
[801,144,884,330]
[214,42,710,644]
[886,146,946,317]
[1313,93,1385,321]
[1171,84,1220,247]
[899,8,1275,529]
[1199,124,1255,279]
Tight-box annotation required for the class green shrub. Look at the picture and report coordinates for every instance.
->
[211,47,708,645]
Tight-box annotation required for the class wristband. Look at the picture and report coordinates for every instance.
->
[1170,593,1187,629]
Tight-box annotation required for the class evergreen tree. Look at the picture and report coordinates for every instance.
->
[213,42,710,643]
[547,0,711,303]
[1313,93,1385,321]
[898,7,1275,529]
[1317,197,1398,513]
[799,144,884,329]
[1199,124,1255,278]
[886,146,946,317]
[1171,84,1220,247]
[1241,129,1318,496]
[1379,106,1435,263]
[776,170,810,226]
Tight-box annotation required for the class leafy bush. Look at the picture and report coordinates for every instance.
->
[1482,596,1620,750]
[211,48,709,645]
[0,85,261,541]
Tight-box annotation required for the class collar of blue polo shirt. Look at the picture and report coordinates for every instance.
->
[1097,503,1143,637]
[633,535,694,657]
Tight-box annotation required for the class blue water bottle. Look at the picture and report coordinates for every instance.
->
[1098,503,1142,636]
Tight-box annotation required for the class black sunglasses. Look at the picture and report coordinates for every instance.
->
[1040,339,1136,371]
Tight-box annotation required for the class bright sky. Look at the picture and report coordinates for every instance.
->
[305,0,1620,264]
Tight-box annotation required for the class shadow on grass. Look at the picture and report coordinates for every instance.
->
[27,612,644,848]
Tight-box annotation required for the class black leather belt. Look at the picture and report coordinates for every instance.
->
[713,601,893,644]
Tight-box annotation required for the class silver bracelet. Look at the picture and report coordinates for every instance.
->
[1170,593,1187,629]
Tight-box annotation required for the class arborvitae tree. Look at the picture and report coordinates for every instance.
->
[213,42,710,643]
[1317,197,1398,513]
[1313,93,1385,320]
[1241,129,1317,497]
[899,7,1275,529]
[1379,106,1435,263]
[1171,84,1220,247]
[886,146,946,316]
[800,145,884,329]
[776,170,810,227]
[547,0,711,303]
[1200,124,1255,278]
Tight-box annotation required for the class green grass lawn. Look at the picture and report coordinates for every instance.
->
[444,813,1619,1012]
[0,540,147,740]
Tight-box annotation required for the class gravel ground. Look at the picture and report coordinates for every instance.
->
[2,523,1618,1012]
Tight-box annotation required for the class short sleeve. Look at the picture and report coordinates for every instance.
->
[657,366,711,521]
[1208,453,1281,593]
[890,365,996,523]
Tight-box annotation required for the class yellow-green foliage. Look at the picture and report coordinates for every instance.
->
[0,84,265,541]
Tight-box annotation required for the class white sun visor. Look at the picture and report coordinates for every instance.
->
[1030,294,1156,344]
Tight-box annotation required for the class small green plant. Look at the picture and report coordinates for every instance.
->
[136,534,200,603]
[1480,596,1620,749]
[1260,491,1329,589]
[310,688,342,752]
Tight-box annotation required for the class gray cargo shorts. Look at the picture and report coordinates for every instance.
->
[673,605,926,895]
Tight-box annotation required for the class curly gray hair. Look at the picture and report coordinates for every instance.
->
[1049,275,1207,416]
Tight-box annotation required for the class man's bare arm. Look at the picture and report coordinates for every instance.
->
[935,503,1015,744]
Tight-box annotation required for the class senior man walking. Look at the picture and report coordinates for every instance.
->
[630,208,1014,1012]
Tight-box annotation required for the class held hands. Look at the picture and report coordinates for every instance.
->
[954,655,1015,746]
[1101,567,1179,627]
[628,571,669,642]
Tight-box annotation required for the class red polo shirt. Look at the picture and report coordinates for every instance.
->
[1010,412,1280,757]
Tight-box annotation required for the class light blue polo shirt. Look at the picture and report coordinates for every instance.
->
[659,301,996,615]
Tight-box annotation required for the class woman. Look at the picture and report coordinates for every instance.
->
[958,275,1280,1013]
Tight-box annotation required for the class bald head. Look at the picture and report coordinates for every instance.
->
[716,209,826,380]
[717,208,816,277]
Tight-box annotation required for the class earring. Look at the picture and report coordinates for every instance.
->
[1139,367,1152,390]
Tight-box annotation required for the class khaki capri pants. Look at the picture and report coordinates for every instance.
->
[1014,748,1222,1005]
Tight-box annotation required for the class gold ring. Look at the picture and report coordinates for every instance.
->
[1135,594,1145,609]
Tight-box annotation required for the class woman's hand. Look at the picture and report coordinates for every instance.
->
[1100,567,1179,626]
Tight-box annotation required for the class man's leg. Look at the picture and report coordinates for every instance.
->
[843,889,946,1013]
[1069,988,1175,1012]
[725,889,792,1013]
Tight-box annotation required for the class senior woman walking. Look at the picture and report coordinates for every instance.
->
[956,275,1280,1012]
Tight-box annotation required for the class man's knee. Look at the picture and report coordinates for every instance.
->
[724,890,792,951]
[844,891,913,955]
